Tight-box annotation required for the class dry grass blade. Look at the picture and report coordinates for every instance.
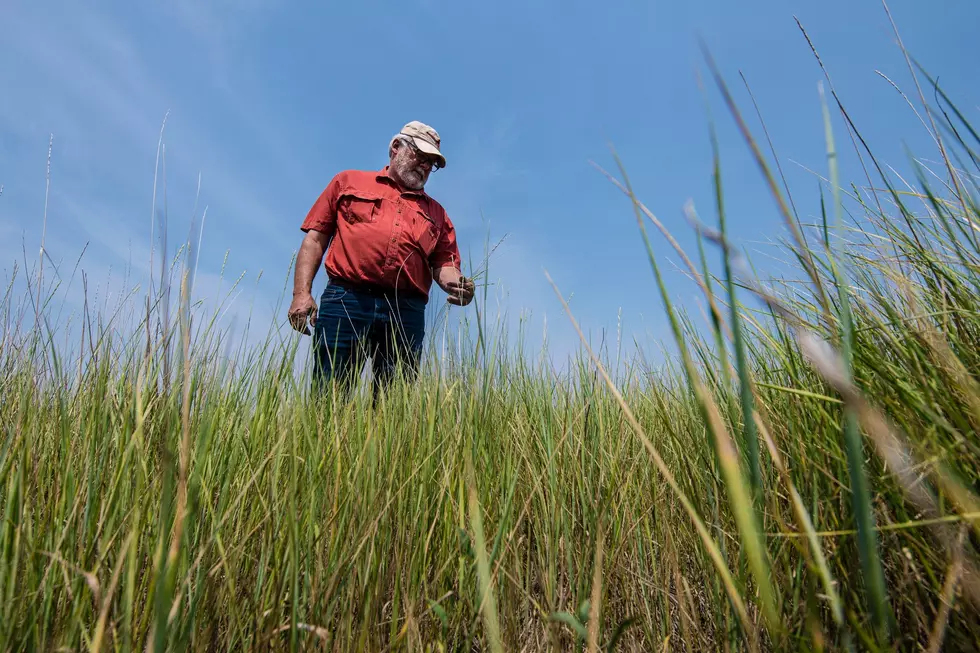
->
[699,42,832,325]
[274,622,330,642]
[751,410,845,628]
[587,519,603,653]
[89,532,135,652]
[544,269,759,652]
[609,147,781,638]
[900,276,980,436]
[880,0,971,227]
[926,525,968,653]
[796,330,980,609]
[592,162,733,342]
[39,552,100,606]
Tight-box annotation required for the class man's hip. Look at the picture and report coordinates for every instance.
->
[314,280,426,339]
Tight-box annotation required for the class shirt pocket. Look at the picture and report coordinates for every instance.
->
[339,191,381,224]
[413,209,439,257]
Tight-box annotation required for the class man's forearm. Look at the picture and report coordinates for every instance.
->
[293,235,327,296]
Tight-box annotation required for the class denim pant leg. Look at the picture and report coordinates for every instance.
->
[312,284,373,395]
[370,295,426,394]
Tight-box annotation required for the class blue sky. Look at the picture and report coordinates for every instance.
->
[2,1,978,370]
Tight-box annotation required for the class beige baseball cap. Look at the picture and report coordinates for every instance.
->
[393,120,446,169]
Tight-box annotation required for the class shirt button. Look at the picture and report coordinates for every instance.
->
[390,237,396,243]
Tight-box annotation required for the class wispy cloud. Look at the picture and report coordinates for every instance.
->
[0,4,298,351]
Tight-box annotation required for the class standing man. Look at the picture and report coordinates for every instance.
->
[287,121,475,396]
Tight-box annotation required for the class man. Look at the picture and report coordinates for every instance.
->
[287,121,475,396]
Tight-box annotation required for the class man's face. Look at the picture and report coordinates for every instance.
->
[390,139,437,190]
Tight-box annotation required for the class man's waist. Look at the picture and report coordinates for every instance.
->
[329,277,428,302]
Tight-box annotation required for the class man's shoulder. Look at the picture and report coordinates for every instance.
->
[328,169,385,191]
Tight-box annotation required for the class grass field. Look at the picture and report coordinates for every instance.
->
[3,28,980,653]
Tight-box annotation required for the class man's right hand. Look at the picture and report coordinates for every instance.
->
[287,293,317,335]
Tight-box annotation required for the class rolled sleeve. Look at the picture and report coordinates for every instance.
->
[300,176,341,237]
[429,216,461,270]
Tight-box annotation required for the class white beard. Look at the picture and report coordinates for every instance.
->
[392,149,426,190]
[400,168,424,189]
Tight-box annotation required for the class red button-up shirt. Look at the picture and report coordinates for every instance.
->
[300,167,461,300]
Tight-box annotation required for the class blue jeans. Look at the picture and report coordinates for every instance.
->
[311,281,426,398]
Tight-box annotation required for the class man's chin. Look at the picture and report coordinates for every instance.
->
[392,166,425,190]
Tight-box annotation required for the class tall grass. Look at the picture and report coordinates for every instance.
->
[3,24,980,653]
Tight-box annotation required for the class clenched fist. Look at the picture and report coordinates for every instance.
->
[288,293,317,335]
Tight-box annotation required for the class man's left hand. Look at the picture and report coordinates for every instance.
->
[446,277,475,306]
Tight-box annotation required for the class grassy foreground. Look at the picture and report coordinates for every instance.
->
[3,38,980,653]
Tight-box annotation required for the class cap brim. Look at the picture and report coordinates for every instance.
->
[412,137,447,168]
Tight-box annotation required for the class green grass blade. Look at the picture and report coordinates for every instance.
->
[708,98,764,514]
[820,82,892,637]
[466,452,504,653]
[611,150,781,639]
